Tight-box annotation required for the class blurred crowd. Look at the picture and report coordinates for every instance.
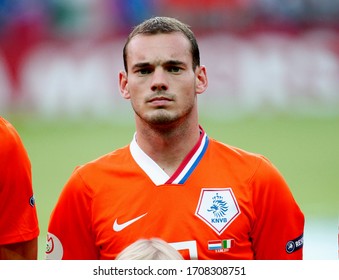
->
[0,0,338,43]
[0,0,338,116]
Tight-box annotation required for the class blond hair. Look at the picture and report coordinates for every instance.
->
[116,238,183,260]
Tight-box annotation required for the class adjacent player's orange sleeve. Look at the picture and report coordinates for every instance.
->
[250,156,304,259]
[0,117,39,246]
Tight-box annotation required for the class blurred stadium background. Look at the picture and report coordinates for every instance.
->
[1,0,338,260]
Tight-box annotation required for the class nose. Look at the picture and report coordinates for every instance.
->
[151,68,168,92]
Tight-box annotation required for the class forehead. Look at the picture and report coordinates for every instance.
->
[126,32,192,65]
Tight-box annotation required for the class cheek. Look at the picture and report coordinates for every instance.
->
[179,82,196,99]
[128,91,144,111]
[128,78,149,94]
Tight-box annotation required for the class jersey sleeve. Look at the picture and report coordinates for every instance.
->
[250,156,304,259]
[0,118,39,245]
[46,168,98,259]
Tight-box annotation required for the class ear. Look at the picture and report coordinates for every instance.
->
[119,71,130,99]
[195,65,208,95]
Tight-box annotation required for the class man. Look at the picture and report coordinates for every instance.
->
[0,117,39,259]
[46,17,304,260]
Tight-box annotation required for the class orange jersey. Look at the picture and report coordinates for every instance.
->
[46,129,304,260]
[0,117,39,245]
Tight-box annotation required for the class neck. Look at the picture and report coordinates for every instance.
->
[135,119,201,176]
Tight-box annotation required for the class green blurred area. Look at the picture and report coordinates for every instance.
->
[8,115,339,259]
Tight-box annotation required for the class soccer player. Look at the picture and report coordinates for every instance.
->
[0,117,39,259]
[46,17,304,260]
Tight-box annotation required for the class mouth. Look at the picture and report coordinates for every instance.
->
[147,95,173,106]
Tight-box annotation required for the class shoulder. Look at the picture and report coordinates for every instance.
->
[208,137,267,165]
[0,117,29,163]
[57,145,133,199]
[212,139,288,189]
[77,144,132,173]
[207,137,280,183]
[0,117,20,152]
[65,145,132,187]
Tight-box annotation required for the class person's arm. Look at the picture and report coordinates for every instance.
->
[0,238,38,260]
[250,156,305,259]
[0,118,40,260]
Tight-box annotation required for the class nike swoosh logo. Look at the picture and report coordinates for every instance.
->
[113,213,148,232]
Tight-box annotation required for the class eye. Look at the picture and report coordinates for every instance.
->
[138,68,152,75]
[168,66,181,73]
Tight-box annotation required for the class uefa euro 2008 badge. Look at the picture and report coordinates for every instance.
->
[45,232,63,260]
[195,188,240,235]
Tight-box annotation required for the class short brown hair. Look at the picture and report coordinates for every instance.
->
[123,17,200,72]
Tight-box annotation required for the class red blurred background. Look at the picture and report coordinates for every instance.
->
[0,0,338,117]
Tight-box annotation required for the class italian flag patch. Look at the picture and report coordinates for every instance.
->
[208,239,234,251]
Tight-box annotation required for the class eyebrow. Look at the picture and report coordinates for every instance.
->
[163,60,187,69]
[132,62,151,70]
[165,60,186,66]
[131,60,186,71]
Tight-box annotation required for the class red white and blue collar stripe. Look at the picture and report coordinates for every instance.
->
[130,127,209,186]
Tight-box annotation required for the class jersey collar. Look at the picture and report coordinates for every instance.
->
[129,126,209,186]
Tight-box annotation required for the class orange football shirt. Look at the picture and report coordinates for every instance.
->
[0,117,39,245]
[46,128,304,260]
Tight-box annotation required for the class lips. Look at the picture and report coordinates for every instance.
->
[148,95,173,105]
[149,96,171,102]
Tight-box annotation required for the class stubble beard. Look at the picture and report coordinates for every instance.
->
[133,103,195,133]
[136,108,179,128]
